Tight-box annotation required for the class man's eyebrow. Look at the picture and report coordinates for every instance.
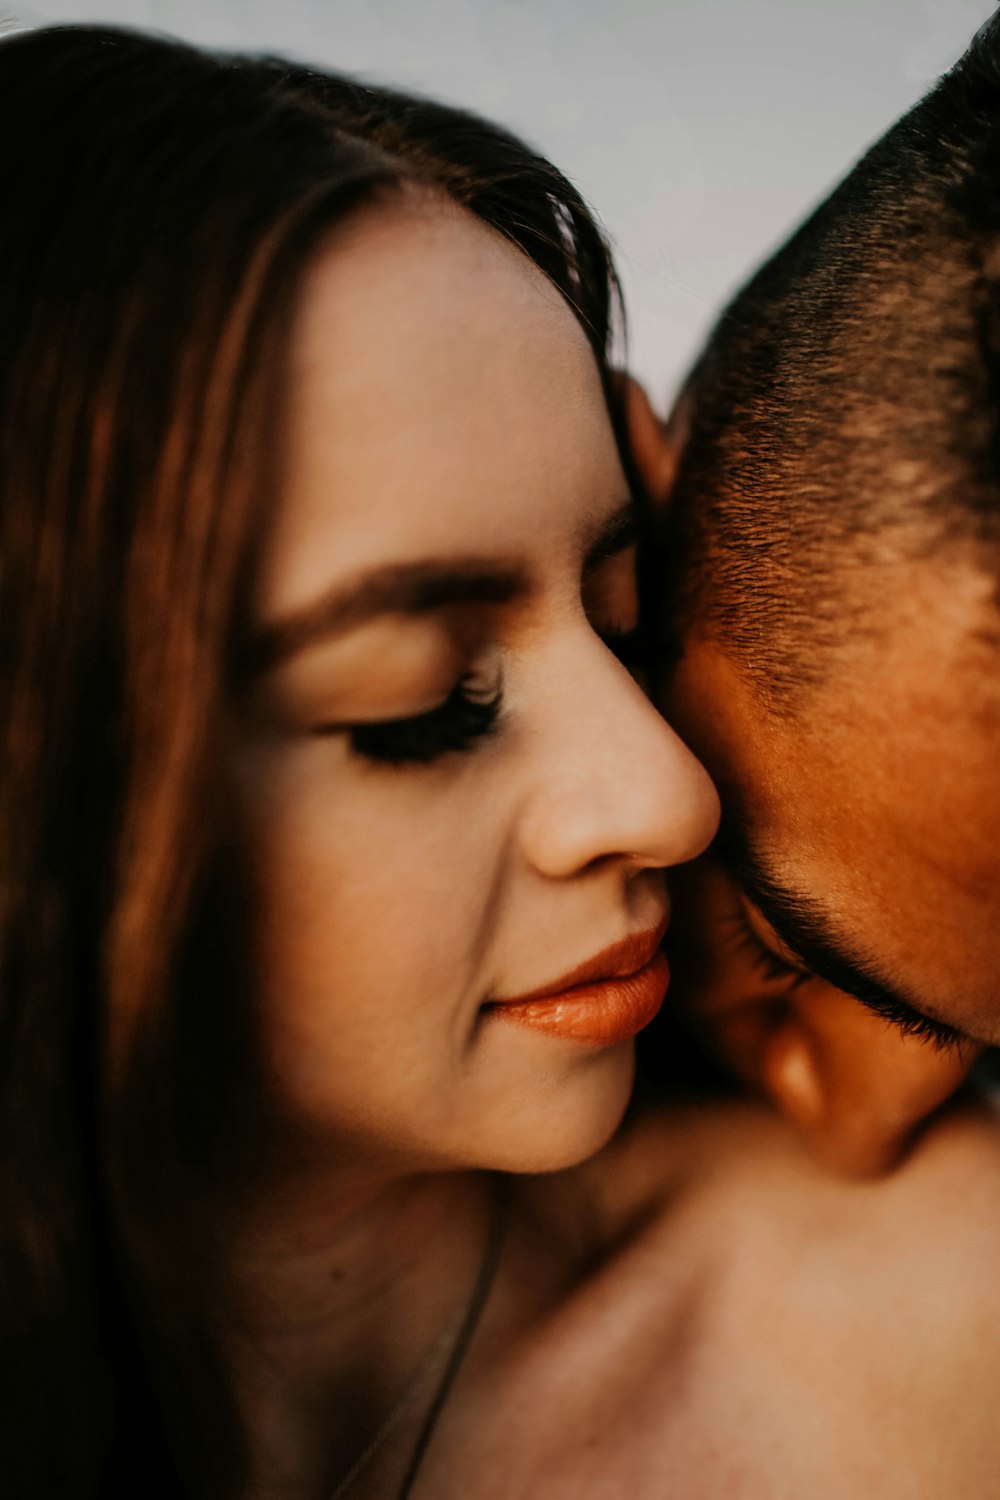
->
[243,558,530,676]
[717,828,969,1050]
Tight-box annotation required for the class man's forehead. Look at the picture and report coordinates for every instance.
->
[669,604,1000,805]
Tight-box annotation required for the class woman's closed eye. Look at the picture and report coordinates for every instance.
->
[315,667,503,767]
[297,527,642,770]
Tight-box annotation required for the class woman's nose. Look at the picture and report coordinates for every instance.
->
[517,638,720,880]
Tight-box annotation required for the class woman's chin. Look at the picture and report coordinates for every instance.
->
[261,1034,638,1182]
[466,1035,638,1176]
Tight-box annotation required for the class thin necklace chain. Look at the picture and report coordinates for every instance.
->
[328,1177,509,1500]
[326,1321,455,1500]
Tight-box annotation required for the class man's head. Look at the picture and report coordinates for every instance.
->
[640,19,1000,1161]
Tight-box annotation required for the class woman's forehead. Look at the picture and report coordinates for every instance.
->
[257,196,623,622]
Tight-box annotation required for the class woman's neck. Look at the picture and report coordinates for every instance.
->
[164,1161,499,1499]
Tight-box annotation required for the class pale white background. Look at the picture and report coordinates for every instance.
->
[5,0,996,403]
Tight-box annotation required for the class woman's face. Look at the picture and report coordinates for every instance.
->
[235,195,718,1177]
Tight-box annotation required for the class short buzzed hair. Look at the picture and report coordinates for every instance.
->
[661,17,1000,711]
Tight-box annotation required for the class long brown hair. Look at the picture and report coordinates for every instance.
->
[0,25,624,1495]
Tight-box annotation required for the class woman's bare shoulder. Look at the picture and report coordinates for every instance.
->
[580,1092,1000,1469]
[611,1091,1000,1385]
[571,1088,1000,1275]
[484,1095,1000,1497]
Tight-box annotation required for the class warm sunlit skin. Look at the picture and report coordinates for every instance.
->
[657,590,1000,1171]
[667,590,1000,1048]
[659,585,1000,1173]
[623,387,996,1174]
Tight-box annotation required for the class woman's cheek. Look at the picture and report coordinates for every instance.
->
[234,745,507,1137]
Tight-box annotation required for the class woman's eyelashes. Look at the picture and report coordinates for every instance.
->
[341,670,503,767]
[316,589,639,770]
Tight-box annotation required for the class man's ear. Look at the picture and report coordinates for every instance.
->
[760,985,978,1176]
[620,375,679,504]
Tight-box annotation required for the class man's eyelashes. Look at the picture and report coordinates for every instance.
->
[726,905,968,1054]
[722,907,811,994]
[854,993,968,1055]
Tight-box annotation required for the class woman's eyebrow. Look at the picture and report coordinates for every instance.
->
[245,497,636,677]
[244,558,530,676]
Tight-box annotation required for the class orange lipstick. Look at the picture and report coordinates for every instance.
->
[487,919,670,1046]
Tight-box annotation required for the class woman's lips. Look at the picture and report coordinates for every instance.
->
[486,919,671,1046]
